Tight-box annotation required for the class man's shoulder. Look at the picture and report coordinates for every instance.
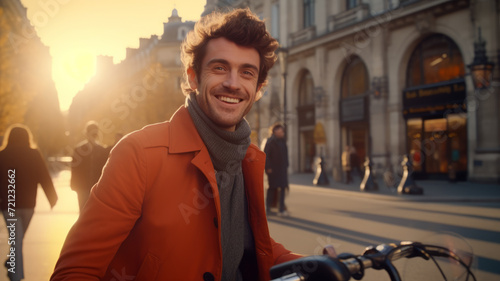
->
[74,139,89,149]
[125,106,191,149]
[125,121,171,149]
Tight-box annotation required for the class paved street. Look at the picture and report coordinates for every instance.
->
[0,170,499,281]
[268,174,500,281]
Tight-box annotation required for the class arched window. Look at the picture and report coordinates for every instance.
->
[341,56,369,98]
[177,27,190,41]
[407,34,465,87]
[299,71,315,105]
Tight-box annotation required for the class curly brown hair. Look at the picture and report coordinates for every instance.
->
[181,8,279,95]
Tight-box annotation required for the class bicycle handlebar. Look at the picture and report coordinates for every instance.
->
[270,241,476,281]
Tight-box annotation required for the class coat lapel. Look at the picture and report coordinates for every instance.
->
[168,106,221,221]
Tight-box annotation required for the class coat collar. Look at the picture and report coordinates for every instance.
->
[145,105,266,181]
[166,106,265,161]
[168,106,207,154]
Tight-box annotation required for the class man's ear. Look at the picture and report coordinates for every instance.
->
[187,67,198,90]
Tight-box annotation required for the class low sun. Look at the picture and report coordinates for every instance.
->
[53,49,97,111]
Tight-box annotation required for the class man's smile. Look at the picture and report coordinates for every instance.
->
[216,95,243,104]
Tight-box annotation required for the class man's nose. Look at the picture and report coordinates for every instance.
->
[222,70,241,91]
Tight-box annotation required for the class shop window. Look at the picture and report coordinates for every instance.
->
[406,114,467,178]
[407,34,465,87]
[447,114,467,173]
[407,118,423,172]
[341,57,369,98]
[423,118,448,174]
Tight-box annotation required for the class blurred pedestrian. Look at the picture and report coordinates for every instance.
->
[342,145,352,184]
[264,123,289,216]
[70,121,107,212]
[0,124,58,281]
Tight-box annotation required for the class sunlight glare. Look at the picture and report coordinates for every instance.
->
[52,49,96,111]
[62,50,96,83]
[20,0,206,111]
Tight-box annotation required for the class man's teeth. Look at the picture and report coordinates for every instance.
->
[218,96,240,104]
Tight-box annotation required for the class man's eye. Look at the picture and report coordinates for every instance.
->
[214,66,225,71]
[243,70,255,76]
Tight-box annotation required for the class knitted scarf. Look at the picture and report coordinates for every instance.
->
[186,93,253,281]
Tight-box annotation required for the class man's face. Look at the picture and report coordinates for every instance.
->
[86,126,99,144]
[187,37,262,131]
[274,127,285,139]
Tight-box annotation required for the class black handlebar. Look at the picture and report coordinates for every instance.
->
[270,241,476,281]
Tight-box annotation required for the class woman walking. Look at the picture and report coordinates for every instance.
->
[0,124,58,281]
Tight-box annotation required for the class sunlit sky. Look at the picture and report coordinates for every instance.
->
[20,0,206,111]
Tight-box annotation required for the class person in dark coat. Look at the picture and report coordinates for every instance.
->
[70,121,108,212]
[264,123,289,216]
[0,124,58,281]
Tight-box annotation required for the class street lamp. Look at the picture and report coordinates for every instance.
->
[468,27,495,90]
[278,47,288,129]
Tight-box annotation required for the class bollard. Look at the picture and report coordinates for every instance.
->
[360,157,378,191]
[313,156,330,186]
[397,155,423,195]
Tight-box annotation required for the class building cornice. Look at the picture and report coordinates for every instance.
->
[287,0,470,58]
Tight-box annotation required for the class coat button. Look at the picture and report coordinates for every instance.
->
[203,272,215,281]
[213,217,218,228]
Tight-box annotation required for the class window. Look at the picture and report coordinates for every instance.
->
[346,0,357,10]
[271,2,280,40]
[177,26,190,41]
[303,0,315,28]
[406,34,465,87]
[341,57,369,98]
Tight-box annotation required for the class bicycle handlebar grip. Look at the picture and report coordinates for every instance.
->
[270,255,351,281]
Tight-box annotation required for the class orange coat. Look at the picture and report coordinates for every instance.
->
[51,107,301,281]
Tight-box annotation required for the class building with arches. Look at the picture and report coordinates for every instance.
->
[205,0,499,183]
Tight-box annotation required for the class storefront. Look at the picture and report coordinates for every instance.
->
[403,34,467,180]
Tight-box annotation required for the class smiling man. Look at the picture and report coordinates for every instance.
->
[51,8,303,281]
[187,37,261,130]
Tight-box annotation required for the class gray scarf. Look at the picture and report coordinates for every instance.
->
[186,93,253,281]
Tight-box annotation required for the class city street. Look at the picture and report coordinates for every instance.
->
[268,180,500,281]
[0,170,499,281]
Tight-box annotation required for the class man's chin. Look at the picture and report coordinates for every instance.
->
[213,117,242,131]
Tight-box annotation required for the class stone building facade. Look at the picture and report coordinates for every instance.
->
[205,0,500,183]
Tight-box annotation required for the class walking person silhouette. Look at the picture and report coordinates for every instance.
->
[264,123,289,216]
[70,121,107,212]
[0,124,58,281]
